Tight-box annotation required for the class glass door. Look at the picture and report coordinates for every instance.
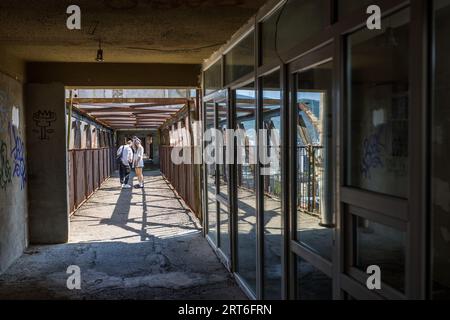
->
[205,101,217,246]
[203,91,232,268]
[289,45,335,300]
[261,70,283,300]
[342,9,410,299]
[216,98,231,262]
[233,82,258,296]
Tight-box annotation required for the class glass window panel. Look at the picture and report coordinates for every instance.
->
[297,257,332,300]
[260,9,280,67]
[225,31,255,84]
[262,71,282,299]
[235,82,257,293]
[205,102,217,243]
[354,216,406,292]
[432,0,450,300]
[346,9,410,198]
[277,0,328,54]
[217,101,229,198]
[219,203,230,257]
[204,61,222,95]
[338,0,374,18]
[296,61,334,261]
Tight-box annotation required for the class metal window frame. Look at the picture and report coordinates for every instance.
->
[288,44,335,300]
[200,0,431,301]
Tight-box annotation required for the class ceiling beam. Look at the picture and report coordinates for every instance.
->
[79,107,181,113]
[71,98,190,104]
[94,115,171,119]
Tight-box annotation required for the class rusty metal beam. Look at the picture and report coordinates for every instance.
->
[79,107,181,113]
[71,98,190,104]
[95,115,170,119]
[72,106,112,129]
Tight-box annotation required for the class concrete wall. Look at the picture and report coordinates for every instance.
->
[0,48,25,83]
[0,71,28,273]
[27,63,201,88]
[26,83,68,244]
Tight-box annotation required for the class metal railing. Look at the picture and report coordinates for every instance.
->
[68,147,116,214]
[160,146,201,219]
[297,145,324,216]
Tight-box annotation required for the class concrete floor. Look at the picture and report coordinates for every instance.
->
[0,170,246,300]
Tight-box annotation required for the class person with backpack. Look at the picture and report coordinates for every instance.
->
[117,139,133,189]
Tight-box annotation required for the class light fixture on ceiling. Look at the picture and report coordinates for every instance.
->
[96,39,104,62]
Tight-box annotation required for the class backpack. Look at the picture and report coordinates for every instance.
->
[116,145,125,163]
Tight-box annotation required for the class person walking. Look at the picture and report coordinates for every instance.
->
[133,138,145,188]
[117,139,133,189]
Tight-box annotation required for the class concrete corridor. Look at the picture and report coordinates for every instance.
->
[0,171,246,300]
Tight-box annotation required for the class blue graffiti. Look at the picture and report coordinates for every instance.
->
[9,123,26,190]
[361,127,384,179]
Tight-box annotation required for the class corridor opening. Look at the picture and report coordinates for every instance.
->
[0,87,247,299]
[0,0,449,303]
[65,88,197,216]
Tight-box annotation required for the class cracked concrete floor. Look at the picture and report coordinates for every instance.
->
[0,170,246,300]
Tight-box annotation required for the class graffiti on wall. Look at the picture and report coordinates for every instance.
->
[33,110,57,140]
[9,123,26,190]
[361,126,385,179]
[0,140,12,190]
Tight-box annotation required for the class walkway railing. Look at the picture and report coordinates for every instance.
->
[68,148,116,214]
[297,145,323,216]
[160,146,201,219]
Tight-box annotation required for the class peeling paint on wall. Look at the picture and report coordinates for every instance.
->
[11,106,20,129]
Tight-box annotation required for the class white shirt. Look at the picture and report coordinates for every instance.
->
[133,145,144,168]
[117,145,133,166]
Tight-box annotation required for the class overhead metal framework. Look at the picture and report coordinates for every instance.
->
[69,97,193,130]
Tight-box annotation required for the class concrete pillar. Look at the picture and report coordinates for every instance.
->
[26,83,69,243]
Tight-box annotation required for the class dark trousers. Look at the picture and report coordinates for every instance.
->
[119,163,131,185]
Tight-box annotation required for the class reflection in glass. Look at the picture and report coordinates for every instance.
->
[235,83,257,293]
[432,0,450,299]
[205,102,217,243]
[204,60,222,95]
[260,9,280,67]
[262,71,282,299]
[338,0,374,18]
[346,9,410,198]
[297,257,332,300]
[296,61,334,261]
[217,102,229,198]
[277,0,327,54]
[219,203,230,257]
[355,216,405,291]
[225,31,254,85]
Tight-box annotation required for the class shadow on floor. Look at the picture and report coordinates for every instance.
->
[0,170,246,300]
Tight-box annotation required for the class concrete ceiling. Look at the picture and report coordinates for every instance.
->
[0,0,266,64]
